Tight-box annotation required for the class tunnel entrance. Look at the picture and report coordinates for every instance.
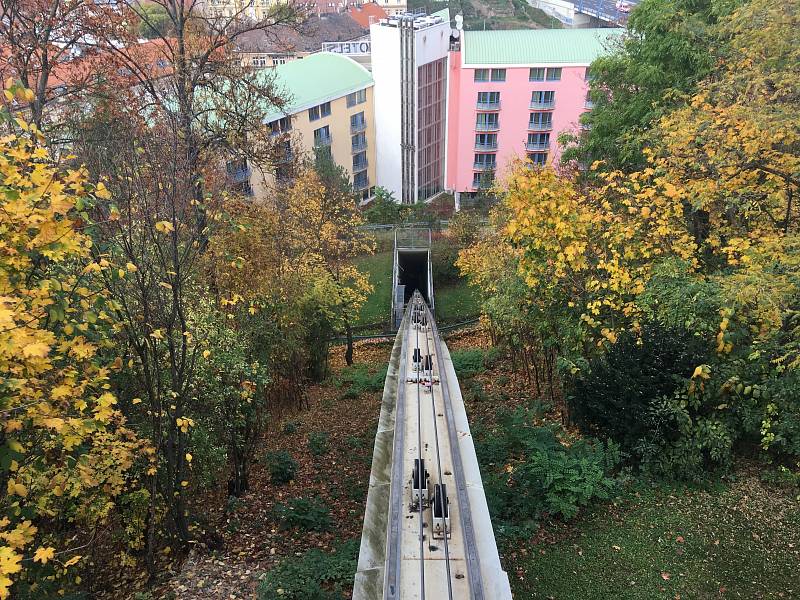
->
[397,249,429,304]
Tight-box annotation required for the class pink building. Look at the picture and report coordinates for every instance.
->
[446,28,623,198]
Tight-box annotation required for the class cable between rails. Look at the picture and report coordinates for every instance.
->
[422,304,454,600]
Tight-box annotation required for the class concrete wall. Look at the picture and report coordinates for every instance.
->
[446,54,590,193]
[370,22,403,199]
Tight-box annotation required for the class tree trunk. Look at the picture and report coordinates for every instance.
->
[345,320,354,366]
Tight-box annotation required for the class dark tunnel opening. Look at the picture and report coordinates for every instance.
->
[398,250,429,305]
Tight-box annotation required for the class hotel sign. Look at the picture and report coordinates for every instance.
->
[322,40,371,56]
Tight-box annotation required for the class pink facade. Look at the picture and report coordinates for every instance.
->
[446,50,591,194]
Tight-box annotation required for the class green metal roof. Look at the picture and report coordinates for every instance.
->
[261,52,373,122]
[462,28,624,66]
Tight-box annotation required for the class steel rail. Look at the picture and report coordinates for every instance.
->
[427,303,486,600]
[422,311,455,600]
[414,300,426,600]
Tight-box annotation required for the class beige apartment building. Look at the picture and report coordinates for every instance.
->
[239,52,376,201]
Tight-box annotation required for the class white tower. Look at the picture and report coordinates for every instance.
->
[370,10,451,203]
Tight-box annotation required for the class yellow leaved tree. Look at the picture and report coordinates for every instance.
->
[0,88,144,599]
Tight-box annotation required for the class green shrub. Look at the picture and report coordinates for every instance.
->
[476,405,619,524]
[266,450,297,485]
[569,322,709,451]
[451,348,487,378]
[257,539,359,600]
[308,432,330,456]
[431,242,461,285]
[273,497,332,531]
[282,420,300,434]
[335,364,387,398]
[467,380,488,403]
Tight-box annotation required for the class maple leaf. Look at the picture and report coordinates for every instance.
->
[32,547,55,564]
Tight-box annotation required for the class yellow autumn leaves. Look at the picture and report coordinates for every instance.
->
[1,113,145,599]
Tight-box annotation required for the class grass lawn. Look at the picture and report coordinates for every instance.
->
[510,476,800,599]
[353,250,480,330]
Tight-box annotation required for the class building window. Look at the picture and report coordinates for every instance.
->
[353,170,368,190]
[268,116,291,135]
[472,171,493,188]
[526,132,550,150]
[353,151,368,172]
[314,125,331,147]
[528,112,553,130]
[352,132,367,152]
[477,91,500,108]
[473,153,496,170]
[546,67,562,81]
[350,111,366,133]
[475,133,497,149]
[529,67,545,81]
[527,152,548,166]
[474,68,489,82]
[476,112,499,130]
[309,102,331,121]
[417,58,447,203]
[490,68,506,82]
[347,88,367,107]
[530,90,555,108]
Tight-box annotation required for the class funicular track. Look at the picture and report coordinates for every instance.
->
[354,293,512,599]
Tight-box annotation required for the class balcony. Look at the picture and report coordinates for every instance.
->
[476,100,501,111]
[351,140,367,153]
[530,101,554,110]
[528,122,553,131]
[314,135,332,147]
[473,162,496,172]
[350,120,367,134]
[353,158,369,171]
[526,142,550,151]
[474,142,498,151]
[472,179,493,190]
[475,122,500,132]
[353,178,369,191]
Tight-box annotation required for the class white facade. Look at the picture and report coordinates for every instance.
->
[370,10,451,203]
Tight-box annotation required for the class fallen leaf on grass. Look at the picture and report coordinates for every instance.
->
[661,572,671,580]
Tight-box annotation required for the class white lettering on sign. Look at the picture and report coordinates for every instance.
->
[322,40,371,56]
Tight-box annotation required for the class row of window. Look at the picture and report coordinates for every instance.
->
[529,67,562,82]
[347,88,367,108]
[474,67,564,82]
[476,90,556,108]
[475,111,554,130]
[472,132,550,149]
[308,101,331,121]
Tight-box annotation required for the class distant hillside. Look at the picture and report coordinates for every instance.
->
[409,0,562,30]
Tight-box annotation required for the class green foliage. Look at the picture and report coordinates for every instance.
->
[476,405,619,527]
[431,241,461,286]
[308,432,330,456]
[266,451,298,485]
[257,539,359,600]
[282,420,300,435]
[362,188,404,224]
[565,0,726,170]
[137,3,172,39]
[335,364,388,397]
[450,347,498,378]
[569,322,710,451]
[272,497,332,531]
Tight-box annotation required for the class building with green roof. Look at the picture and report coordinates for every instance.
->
[248,52,376,202]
